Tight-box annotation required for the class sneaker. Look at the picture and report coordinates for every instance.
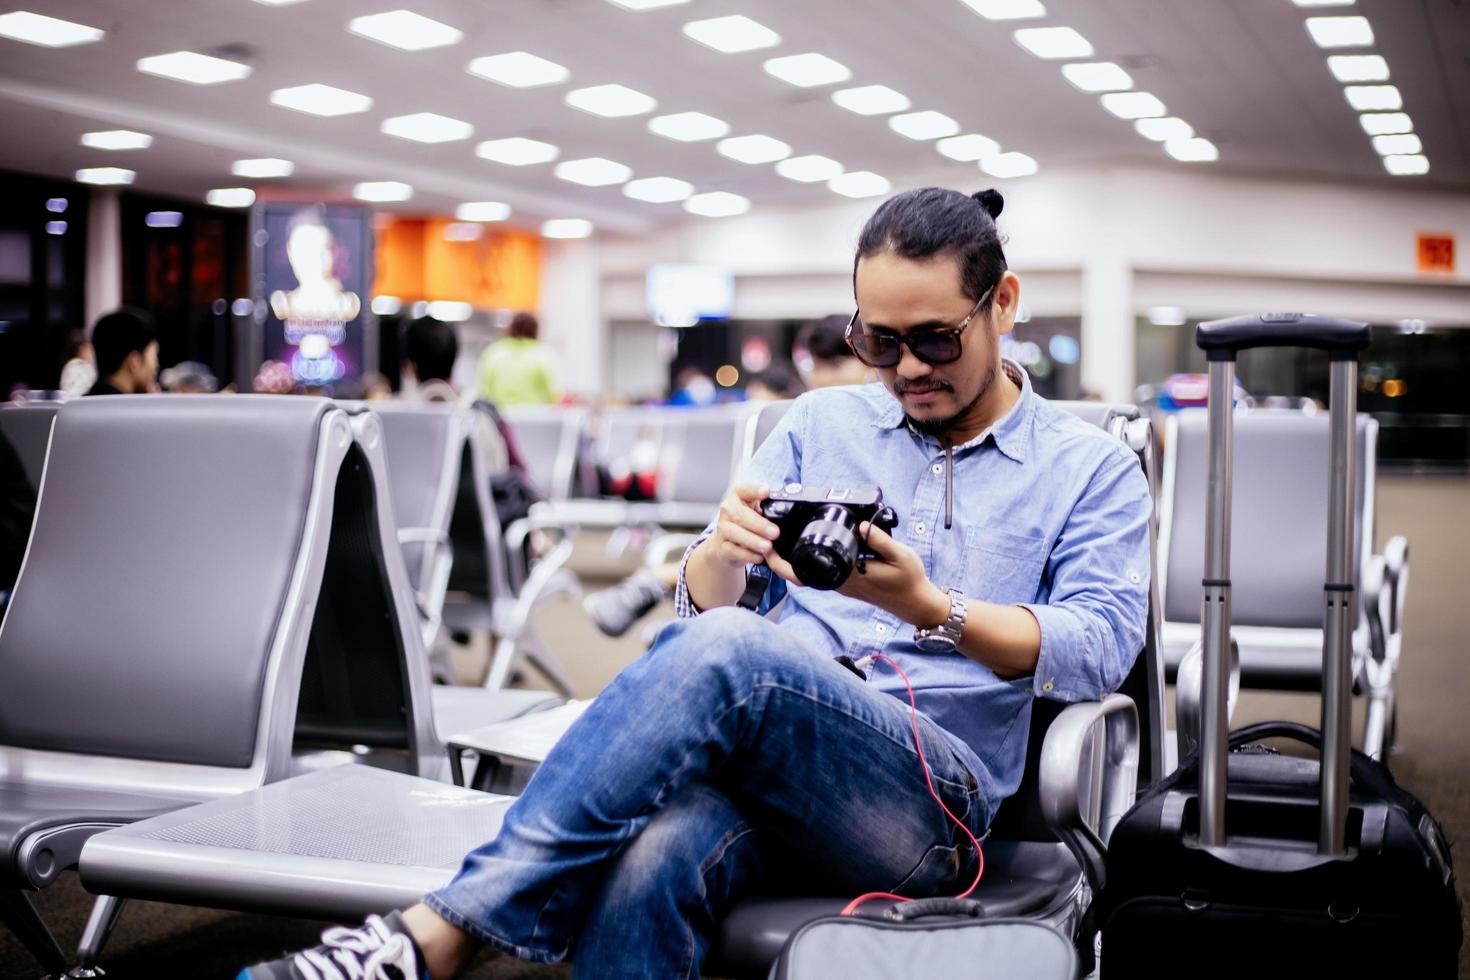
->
[583,569,670,638]
[238,911,428,980]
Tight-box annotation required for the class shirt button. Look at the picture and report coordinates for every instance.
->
[1042,680,1055,693]
[932,463,943,475]
[915,522,926,534]
[1128,570,1141,584]
[875,623,887,635]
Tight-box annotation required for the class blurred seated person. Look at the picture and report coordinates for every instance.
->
[794,313,877,389]
[665,367,717,408]
[401,316,460,404]
[159,361,219,394]
[58,329,97,399]
[359,373,394,402]
[86,307,159,396]
[478,311,561,407]
[0,429,36,612]
[744,365,801,402]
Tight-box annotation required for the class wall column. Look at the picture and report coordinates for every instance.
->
[83,188,121,330]
[1080,251,1135,404]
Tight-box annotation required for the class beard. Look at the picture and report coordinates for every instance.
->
[901,360,998,436]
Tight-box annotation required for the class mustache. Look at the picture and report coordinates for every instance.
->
[896,379,953,394]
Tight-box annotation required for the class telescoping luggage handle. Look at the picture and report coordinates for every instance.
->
[1193,313,1370,858]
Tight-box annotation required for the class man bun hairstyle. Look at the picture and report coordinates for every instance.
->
[854,187,1008,307]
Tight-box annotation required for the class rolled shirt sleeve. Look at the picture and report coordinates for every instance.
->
[1020,448,1152,702]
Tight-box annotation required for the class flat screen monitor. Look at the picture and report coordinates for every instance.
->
[646,264,734,327]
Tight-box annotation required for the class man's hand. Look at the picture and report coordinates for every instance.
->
[834,522,950,628]
[705,483,790,573]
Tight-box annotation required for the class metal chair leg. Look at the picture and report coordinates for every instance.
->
[0,887,68,977]
[64,894,124,977]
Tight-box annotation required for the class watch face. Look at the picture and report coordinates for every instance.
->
[915,633,957,653]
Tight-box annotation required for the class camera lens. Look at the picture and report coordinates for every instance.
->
[790,504,860,590]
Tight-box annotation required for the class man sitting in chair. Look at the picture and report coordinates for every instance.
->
[242,187,1152,980]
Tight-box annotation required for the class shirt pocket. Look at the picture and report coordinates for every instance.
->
[963,526,1047,606]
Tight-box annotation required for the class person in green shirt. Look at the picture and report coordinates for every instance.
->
[477,311,562,407]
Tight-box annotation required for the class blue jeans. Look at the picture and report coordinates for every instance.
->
[427,607,991,979]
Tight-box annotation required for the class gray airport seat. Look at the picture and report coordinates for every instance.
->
[501,405,587,503]
[0,395,440,976]
[1157,409,1407,758]
[0,402,59,489]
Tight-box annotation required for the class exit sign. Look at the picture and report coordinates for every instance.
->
[1417,233,1456,274]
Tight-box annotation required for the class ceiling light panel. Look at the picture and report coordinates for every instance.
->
[76,167,135,185]
[1134,116,1193,141]
[1359,111,1412,135]
[717,134,791,164]
[1305,15,1373,48]
[832,85,911,116]
[1344,85,1401,111]
[0,11,103,47]
[648,111,729,142]
[348,10,462,51]
[623,176,694,203]
[684,191,750,217]
[354,180,413,202]
[1164,137,1218,162]
[456,201,511,221]
[270,83,373,116]
[763,53,851,88]
[233,157,294,178]
[828,171,891,198]
[937,133,1000,161]
[956,0,1046,19]
[138,51,252,85]
[889,111,960,140]
[565,83,657,117]
[81,130,152,150]
[1371,133,1422,156]
[542,219,594,238]
[467,51,569,88]
[1101,91,1165,119]
[1326,54,1388,82]
[381,111,473,143]
[980,152,1037,178]
[1061,62,1133,93]
[206,188,256,207]
[1382,154,1428,176]
[476,137,559,165]
[554,157,633,186]
[682,15,780,53]
[1013,27,1093,59]
[776,155,843,182]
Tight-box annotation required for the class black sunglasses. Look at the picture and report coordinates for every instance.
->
[844,285,995,368]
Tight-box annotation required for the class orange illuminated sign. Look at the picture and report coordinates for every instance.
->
[1416,233,1455,274]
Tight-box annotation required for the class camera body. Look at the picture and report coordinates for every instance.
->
[760,484,899,590]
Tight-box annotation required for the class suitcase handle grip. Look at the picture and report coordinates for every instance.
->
[1195,313,1370,361]
[1229,721,1395,799]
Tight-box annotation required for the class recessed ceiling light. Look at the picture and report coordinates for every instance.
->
[623,176,695,203]
[1148,306,1188,326]
[776,154,844,182]
[270,83,373,116]
[648,111,730,142]
[828,171,891,198]
[1372,133,1422,156]
[937,133,1001,161]
[476,136,559,165]
[381,111,473,143]
[1061,61,1133,93]
[75,167,135,186]
[348,10,462,51]
[980,151,1038,178]
[0,11,103,47]
[717,134,792,164]
[565,83,658,117]
[206,187,257,207]
[354,181,413,202]
[1013,26,1093,59]
[1359,111,1413,135]
[763,53,851,88]
[1382,154,1429,176]
[1101,91,1166,119]
[832,85,911,116]
[45,220,67,235]
[554,157,633,186]
[684,191,750,217]
[1134,116,1194,141]
[956,0,1046,19]
[681,14,780,53]
[889,110,961,140]
[542,218,593,239]
[81,130,152,151]
[1305,15,1374,48]
[137,51,252,85]
[232,157,294,178]
[456,201,511,221]
[1164,137,1218,162]
[1344,84,1401,111]
[467,51,569,88]
[1327,54,1389,82]
[145,211,184,228]
[605,0,689,8]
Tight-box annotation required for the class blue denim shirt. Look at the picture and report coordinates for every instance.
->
[675,363,1152,808]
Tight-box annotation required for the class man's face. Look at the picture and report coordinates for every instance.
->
[130,341,159,393]
[852,251,1015,434]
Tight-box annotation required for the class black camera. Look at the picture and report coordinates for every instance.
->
[760,485,899,590]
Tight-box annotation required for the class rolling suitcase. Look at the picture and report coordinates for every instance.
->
[1097,314,1461,978]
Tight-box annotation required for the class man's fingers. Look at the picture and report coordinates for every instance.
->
[722,524,776,558]
[858,521,900,559]
[765,549,799,585]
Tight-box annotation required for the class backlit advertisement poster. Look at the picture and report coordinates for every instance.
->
[251,201,375,386]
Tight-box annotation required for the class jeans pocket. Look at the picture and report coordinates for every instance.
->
[887,842,966,898]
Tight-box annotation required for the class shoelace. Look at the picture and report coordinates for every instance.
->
[292,915,420,980]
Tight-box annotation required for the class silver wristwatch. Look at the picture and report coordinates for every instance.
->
[914,588,967,653]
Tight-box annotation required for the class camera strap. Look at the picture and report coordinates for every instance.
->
[737,565,772,611]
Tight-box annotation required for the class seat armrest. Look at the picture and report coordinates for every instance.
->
[1039,693,1138,896]
[1380,535,1408,638]
[1175,635,1240,761]
[646,531,701,569]
[503,515,577,592]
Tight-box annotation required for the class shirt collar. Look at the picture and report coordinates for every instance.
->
[871,359,1035,464]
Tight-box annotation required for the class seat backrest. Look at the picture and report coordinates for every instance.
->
[661,408,750,505]
[1160,410,1374,629]
[988,406,1164,842]
[445,404,515,603]
[741,399,795,468]
[502,406,587,501]
[592,407,663,471]
[368,403,466,592]
[0,404,60,489]
[0,396,340,778]
[1045,400,1139,431]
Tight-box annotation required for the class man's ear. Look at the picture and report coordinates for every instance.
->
[992,271,1022,338]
